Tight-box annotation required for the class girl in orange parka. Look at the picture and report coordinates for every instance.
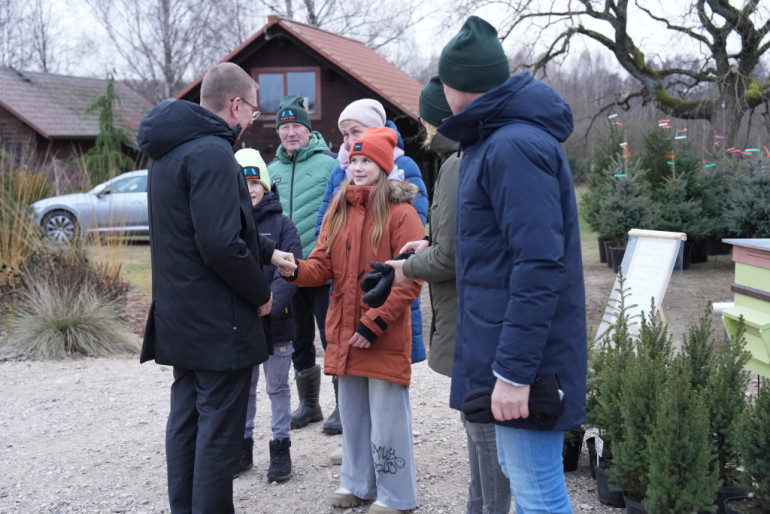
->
[281,127,424,513]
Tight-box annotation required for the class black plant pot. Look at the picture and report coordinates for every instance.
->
[596,466,626,508]
[562,428,584,472]
[624,495,647,514]
[598,235,614,264]
[716,485,748,514]
[690,239,709,264]
[586,436,597,479]
[604,239,619,268]
[610,245,626,274]
[707,236,731,256]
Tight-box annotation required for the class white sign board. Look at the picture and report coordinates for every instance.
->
[596,229,686,341]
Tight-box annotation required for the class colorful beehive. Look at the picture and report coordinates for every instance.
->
[722,239,770,378]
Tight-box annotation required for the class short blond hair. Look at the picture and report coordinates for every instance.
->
[200,63,257,113]
[422,121,438,149]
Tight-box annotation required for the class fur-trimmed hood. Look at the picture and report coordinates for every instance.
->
[388,180,418,205]
[343,181,417,208]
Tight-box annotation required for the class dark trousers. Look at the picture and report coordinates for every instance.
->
[291,284,330,371]
[166,366,252,514]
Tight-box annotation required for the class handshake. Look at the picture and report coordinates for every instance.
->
[273,249,297,277]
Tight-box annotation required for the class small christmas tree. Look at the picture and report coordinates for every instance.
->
[611,302,672,501]
[735,383,770,512]
[644,355,720,513]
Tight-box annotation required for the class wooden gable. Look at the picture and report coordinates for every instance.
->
[177,18,434,190]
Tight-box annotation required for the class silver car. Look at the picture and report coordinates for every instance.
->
[31,170,149,244]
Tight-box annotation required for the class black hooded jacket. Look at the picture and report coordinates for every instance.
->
[253,189,302,343]
[137,99,275,371]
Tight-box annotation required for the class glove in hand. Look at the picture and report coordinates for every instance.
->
[359,252,414,308]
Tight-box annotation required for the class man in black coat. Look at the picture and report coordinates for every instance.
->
[137,62,296,513]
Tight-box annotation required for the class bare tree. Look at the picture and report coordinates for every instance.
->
[0,0,32,69]
[446,0,770,145]
[85,0,238,101]
[257,0,429,67]
[1,0,63,72]
[29,0,57,72]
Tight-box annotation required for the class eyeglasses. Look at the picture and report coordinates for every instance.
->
[231,97,261,122]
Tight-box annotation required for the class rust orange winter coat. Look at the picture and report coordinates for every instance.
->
[292,181,424,386]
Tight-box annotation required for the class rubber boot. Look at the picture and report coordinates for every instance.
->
[290,364,323,429]
[322,375,343,435]
[233,437,253,478]
[267,438,292,483]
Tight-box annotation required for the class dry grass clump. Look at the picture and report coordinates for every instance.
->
[2,246,138,359]
[1,153,51,295]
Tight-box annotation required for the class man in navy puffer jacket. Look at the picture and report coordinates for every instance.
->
[438,16,587,514]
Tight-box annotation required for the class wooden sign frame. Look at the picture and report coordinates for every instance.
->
[595,229,686,342]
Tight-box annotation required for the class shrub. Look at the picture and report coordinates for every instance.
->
[723,170,770,238]
[586,271,637,447]
[644,354,720,513]
[611,303,672,500]
[593,156,656,245]
[736,383,770,512]
[2,245,137,359]
[704,319,750,485]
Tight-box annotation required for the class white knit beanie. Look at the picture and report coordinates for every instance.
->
[338,99,386,129]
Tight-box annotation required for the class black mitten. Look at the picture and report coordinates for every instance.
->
[360,269,382,293]
[460,387,495,424]
[362,261,394,308]
[359,252,416,308]
[460,373,565,429]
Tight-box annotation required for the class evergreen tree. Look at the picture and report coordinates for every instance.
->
[611,304,671,501]
[79,71,137,186]
[644,355,720,513]
[736,383,770,512]
[705,320,750,485]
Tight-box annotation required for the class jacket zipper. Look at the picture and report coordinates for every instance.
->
[289,159,296,219]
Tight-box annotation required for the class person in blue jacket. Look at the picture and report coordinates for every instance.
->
[437,17,587,514]
[316,99,429,367]
[233,148,302,484]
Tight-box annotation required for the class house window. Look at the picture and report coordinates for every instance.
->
[255,67,320,117]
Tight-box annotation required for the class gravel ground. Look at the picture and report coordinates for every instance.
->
[0,355,614,514]
[0,250,737,513]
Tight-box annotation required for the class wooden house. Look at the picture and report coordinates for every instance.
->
[177,16,436,192]
[0,66,152,189]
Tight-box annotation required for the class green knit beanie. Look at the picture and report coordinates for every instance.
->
[276,94,312,130]
[419,75,453,127]
[438,16,510,93]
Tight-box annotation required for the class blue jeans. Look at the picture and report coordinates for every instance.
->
[495,427,572,514]
[244,342,293,440]
[461,413,511,514]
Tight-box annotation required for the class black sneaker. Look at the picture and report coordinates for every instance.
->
[234,437,253,478]
[267,438,292,482]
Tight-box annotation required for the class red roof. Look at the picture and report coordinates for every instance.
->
[0,67,152,139]
[177,17,422,120]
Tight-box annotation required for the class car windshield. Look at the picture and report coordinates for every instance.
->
[88,183,108,194]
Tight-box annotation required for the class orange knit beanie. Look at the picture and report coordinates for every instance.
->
[348,127,398,174]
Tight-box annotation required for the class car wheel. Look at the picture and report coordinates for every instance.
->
[41,210,78,244]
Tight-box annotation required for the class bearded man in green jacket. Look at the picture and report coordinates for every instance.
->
[268,95,340,433]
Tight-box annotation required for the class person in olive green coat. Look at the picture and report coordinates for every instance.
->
[387,76,511,514]
[268,95,339,432]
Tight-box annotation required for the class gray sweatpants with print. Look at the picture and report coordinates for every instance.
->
[339,374,417,510]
